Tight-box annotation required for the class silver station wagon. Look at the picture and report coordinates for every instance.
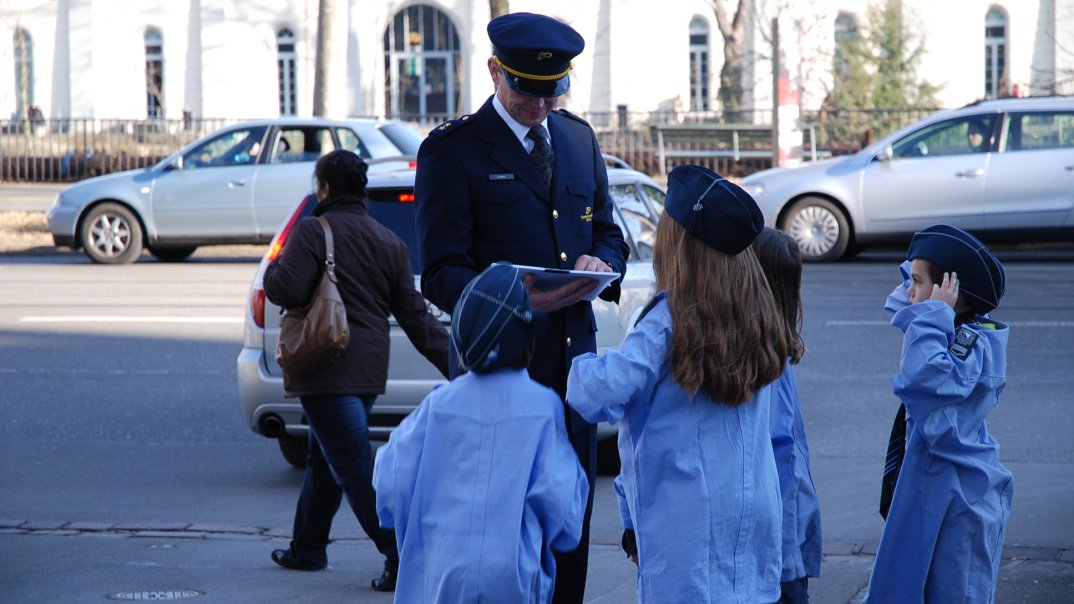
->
[740,96,1074,261]
[236,167,665,472]
[47,117,422,264]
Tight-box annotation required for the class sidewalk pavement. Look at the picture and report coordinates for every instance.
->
[2,519,1071,603]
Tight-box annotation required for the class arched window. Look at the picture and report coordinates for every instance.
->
[383,5,461,120]
[688,17,710,112]
[984,8,1008,98]
[833,13,858,79]
[145,28,164,119]
[13,28,33,120]
[277,28,297,116]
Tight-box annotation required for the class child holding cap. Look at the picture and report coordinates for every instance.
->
[566,165,789,603]
[863,225,1013,603]
[373,264,588,604]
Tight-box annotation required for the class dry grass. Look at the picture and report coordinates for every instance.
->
[0,211,54,253]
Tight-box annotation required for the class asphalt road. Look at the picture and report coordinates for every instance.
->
[0,240,1072,602]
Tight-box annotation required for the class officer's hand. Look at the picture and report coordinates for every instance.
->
[574,254,614,273]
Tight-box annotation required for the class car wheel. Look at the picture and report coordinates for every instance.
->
[277,435,308,468]
[596,435,621,476]
[782,197,850,262]
[148,245,198,262]
[79,203,143,264]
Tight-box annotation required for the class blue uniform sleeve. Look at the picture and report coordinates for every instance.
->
[884,260,912,317]
[414,134,479,314]
[373,393,434,533]
[891,301,987,422]
[527,398,590,553]
[566,301,669,424]
[612,474,634,530]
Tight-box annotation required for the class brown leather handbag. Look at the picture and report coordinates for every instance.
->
[276,216,351,376]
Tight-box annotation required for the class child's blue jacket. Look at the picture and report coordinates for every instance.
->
[566,293,782,604]
[373,369,588,604]
[864,263,1014,603]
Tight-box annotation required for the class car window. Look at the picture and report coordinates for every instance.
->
[270,127,335,164]
[377,122,423,155]
[891,115,996,159]
[184,126,268,169]
[610,184,658,260]
[336,127,373,159]
[1002,111,1074,152]
[367,187,422,272]
[638,184,666,214]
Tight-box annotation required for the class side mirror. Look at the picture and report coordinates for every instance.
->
[163,156,183,172]
[875,145,893,163]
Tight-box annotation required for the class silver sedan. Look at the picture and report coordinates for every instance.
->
[740,96,1074,261]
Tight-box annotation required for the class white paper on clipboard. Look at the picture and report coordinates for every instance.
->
[505,263,621,302]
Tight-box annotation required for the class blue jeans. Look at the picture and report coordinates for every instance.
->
[287,394,396,567]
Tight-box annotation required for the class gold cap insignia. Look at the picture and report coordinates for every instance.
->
[536,51,553,61]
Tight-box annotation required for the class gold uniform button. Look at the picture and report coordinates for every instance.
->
[566,337,572,347]
[560,252,567,262]
[553,210,559,219]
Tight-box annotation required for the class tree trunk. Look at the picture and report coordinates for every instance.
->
[489,0,510,18]
[709,0,751,116]
[312,0,338,117]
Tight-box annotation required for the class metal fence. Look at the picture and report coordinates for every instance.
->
[0,107,937,183]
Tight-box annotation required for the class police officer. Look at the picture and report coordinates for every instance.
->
[414,12,629,604]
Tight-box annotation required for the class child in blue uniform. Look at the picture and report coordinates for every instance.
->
[752,227,822,604]
[566,165,789,604]
[864,224,1013,603]
[373,264,589,604]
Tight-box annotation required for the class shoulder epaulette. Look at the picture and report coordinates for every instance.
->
[428,114,473,137]
[554,108,590,126]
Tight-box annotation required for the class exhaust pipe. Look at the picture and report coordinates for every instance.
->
[260,414,286,437]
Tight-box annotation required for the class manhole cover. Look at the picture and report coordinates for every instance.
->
[109,591,203,601]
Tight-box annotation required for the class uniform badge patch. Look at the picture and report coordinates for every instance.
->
[949,326,978,360]
[489,173,515,180]
[580,206,593,222]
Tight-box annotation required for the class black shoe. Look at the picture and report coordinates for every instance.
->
[271,548,326,571]
[370,558,398,592]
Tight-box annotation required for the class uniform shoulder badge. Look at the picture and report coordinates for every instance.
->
[429,114,473,137]
[948,325,979,360]
[554,108,590,126]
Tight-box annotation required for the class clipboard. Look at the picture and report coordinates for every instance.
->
[506,263,621,302]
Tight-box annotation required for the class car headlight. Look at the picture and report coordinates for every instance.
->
[741,182,765,198]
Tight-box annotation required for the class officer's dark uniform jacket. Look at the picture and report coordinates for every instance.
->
[415,96,629,432]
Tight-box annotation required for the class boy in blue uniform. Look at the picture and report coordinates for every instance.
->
[864,224,1013,603]
[373,265,589,604]
[567,165,788,603]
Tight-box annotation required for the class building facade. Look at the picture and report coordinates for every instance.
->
[2,0,1072,125]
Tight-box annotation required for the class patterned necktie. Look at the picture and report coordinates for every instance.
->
[527,125,554,188]
[878,404,907,520]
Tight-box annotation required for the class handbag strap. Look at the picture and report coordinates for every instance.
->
[314,216,338,282]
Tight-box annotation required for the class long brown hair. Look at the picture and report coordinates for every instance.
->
[751,227,806,364]
[653,214,790,406]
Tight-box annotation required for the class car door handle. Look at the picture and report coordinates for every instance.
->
[228,180,247,188]
[955,169,984,178]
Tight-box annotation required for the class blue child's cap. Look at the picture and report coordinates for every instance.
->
[665,164,764,254]
[487,12,584,98]
[451,264,535,374]
[907,224,1005,314]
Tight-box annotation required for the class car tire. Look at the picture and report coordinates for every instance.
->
[148,245,198,262]
[80,203,143,264]
[277,435,309,469]
[782,197,850,262]
[596,435,621,476]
